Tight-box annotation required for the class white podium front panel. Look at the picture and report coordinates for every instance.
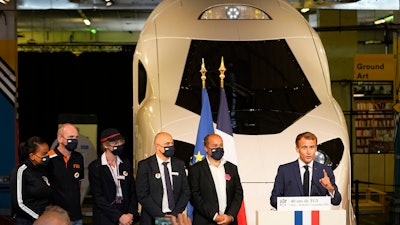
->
[257,209,346,225]
[277,196,331,211]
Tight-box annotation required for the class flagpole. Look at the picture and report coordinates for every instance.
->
[219,56,226,88]
[188,58,215,220]
[201,58,207,89]
[216,56,248,225]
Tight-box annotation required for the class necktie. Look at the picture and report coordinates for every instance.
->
[303,165,309,196]
[162,162,175,210]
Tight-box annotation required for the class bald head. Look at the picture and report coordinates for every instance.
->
[34,206,71,225]
[57,123,78,138]
[154,132,173,145]
[154,132,174,160]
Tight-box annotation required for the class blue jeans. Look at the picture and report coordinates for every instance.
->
[71,219,83,225]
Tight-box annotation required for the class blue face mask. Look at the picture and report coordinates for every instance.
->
[211,147,224,160]
[65,139,78,151]
[163,146,175,158]
[112,145,124,155]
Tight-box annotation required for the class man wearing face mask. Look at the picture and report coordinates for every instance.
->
[88,128,140,225]
[136,132,191,225]
[188,133,243,225]
[47,123,84,225]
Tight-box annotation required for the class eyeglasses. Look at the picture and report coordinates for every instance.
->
[107,139,125,146]
[61,136,78,140]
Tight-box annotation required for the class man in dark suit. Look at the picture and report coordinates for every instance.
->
[188,133,243,225]
[136,132,191,225]
[270,131,342,209]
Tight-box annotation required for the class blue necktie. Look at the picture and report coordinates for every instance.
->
[162,162,175,210]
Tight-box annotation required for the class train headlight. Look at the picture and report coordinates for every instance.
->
[226,7,240,19]
[200,5,271,20]
[314,150,333,167]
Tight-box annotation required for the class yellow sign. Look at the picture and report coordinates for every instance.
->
[354,54,394,80]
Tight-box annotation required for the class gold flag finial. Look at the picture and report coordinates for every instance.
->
[200,58,207,88]
[219,56,226,88]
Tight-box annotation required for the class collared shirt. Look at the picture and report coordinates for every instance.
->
[156,155,173,213]
[101,153,123,198]
[206,157,227,214]
[298,159,335,197]
[47,147,84,221]
[298,159,313,196]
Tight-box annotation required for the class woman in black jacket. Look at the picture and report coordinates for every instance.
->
[89,128,140,225]
[10,136,52,225]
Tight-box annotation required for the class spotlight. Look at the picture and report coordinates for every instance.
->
[226,7,240,19]
[374,15,394,25]
[105,0,114,7]
[83,18,91,26]
[0,0,10,5]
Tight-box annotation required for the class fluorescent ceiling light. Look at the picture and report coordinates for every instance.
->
[83,18,91,26]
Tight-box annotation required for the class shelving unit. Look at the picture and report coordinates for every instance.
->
[353,81,395,154]
[352,81,395,192]
[354,100,395,153]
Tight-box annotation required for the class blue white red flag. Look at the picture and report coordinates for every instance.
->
[294,210,320,225]
[215,86,247,225]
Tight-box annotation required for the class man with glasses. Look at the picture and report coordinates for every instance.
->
[47,123,84,225]
[269,131,341,209]
[136,132,190,225]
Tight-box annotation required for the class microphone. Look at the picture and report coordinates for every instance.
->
[285,180,292,195]
[312,179,324,196]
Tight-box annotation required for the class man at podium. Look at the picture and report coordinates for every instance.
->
[270,131,341,209]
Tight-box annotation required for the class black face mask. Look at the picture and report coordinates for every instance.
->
[65,139,78,151]
[211,147,224,160]
[40,155,50,166]
[112,145,124,155]
[162,146,175,158]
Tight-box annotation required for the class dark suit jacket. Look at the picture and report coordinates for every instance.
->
[270,160,342,209]
[136,155,190,225]
[188,159,243,225]
[88,156,140,225]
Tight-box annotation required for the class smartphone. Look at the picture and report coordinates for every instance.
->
[155,217,172,225]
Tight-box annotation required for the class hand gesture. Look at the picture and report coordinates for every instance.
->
[319,169,334,193]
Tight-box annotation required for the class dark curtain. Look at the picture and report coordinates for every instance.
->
[18,50,134,162]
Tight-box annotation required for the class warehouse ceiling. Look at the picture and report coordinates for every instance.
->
[10,0,400,33]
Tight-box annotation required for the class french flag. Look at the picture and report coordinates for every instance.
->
[216,77,248,225]
[294,211,320,225]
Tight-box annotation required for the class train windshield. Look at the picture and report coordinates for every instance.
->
[176,40,321,135]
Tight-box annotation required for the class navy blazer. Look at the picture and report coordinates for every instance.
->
[88,157,140,225]
[136,155,190,225]
[188,159,243,225]
[270,160,341,209]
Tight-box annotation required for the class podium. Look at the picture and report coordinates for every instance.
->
[257,197,346,225]
[257,209,346,225]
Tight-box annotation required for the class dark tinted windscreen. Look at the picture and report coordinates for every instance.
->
[176,40,321,135]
